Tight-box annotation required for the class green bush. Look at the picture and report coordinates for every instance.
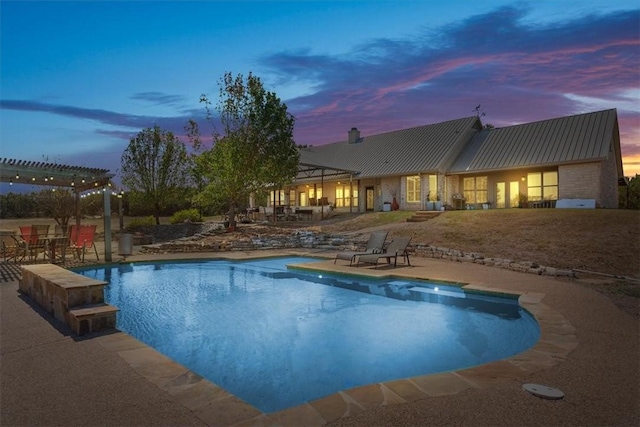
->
[126,216,154,230]
[169,209,202,224]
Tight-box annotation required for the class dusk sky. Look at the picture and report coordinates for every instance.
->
[1,0,639,191]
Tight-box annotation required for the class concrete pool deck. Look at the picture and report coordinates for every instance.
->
[1,250,638,426]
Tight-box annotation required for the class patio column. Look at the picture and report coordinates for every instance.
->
[320,169,324,220]
[103,187,112,262]
[75,189,81,231]
[348,175,351,213]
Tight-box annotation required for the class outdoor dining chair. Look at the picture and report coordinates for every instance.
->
[68,224,99,262]
[1,234,22,262]
[18,225,49,261]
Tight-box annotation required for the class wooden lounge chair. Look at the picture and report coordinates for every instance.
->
[335,230,388,266]
[356,236,412,268]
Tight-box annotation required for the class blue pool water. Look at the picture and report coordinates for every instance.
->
[76,257,540,413]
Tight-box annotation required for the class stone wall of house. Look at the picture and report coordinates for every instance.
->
[559,162,601,203]
[600,152,619,208]
[380,177,400,210]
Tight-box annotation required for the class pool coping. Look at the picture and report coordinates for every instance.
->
[90,251,577,427]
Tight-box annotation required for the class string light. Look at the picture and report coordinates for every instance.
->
[9,180,13,186]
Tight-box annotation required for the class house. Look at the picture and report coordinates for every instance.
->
[272,109,624,212]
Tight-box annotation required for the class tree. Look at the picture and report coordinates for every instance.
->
[190,72,299,228]
[121,126,191,225]
[620,174,640,209]
[33,188,75,234]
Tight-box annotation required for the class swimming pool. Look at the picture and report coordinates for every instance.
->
[76,257,540,413]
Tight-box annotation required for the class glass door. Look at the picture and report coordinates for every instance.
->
[496,182,505,208]
[509,181,520,208]
[366,187,374,211]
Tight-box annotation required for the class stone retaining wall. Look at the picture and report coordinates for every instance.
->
[139,228,574,278]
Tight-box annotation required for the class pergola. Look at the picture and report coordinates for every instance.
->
[0,158,116,262]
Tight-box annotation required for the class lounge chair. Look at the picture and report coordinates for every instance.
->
[356,236,412,268]
[334,230,388,266]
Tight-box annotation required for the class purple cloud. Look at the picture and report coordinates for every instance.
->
[263,6,639,150]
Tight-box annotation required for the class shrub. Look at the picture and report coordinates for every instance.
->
[169,209,202,224]
[126,216,154,230]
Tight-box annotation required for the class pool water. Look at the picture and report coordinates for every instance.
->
[77,257,540,413]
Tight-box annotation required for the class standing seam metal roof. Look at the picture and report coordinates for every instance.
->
[449,109,617,173]
[298,116,482,179]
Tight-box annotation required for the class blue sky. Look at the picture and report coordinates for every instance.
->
[1,0,639,190]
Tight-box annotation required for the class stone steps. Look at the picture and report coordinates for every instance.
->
[406,211,442,222]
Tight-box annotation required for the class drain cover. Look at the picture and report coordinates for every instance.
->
[522,383,565,400]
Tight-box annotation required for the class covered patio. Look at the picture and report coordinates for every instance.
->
[0,158,116,262]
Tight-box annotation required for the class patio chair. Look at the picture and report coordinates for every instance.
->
[18,225,48,261]
[68,224,99,262]
[335,230,388,266]
[356,236,412,268]
[1,234,22,262]
[33,225,50,238]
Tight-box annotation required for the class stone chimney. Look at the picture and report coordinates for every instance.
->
[348,127,361,144]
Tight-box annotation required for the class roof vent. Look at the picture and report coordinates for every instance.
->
[348,127,361,144]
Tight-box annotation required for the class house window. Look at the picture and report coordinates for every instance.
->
[335,185,358,207]
[289,190,296,206]
[527,171,558,201]
[463,177,488,204]
[309,188,323,205]
[270,190,285,206]
[406,176,420,203]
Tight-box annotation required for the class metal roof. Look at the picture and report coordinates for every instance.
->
[449,109,619,173]
[0,158,114,191]
[298,116,482,180]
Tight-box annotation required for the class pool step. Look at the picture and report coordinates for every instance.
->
[68,303,119,335]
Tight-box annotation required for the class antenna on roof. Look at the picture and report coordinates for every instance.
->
[473,104,486,118]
